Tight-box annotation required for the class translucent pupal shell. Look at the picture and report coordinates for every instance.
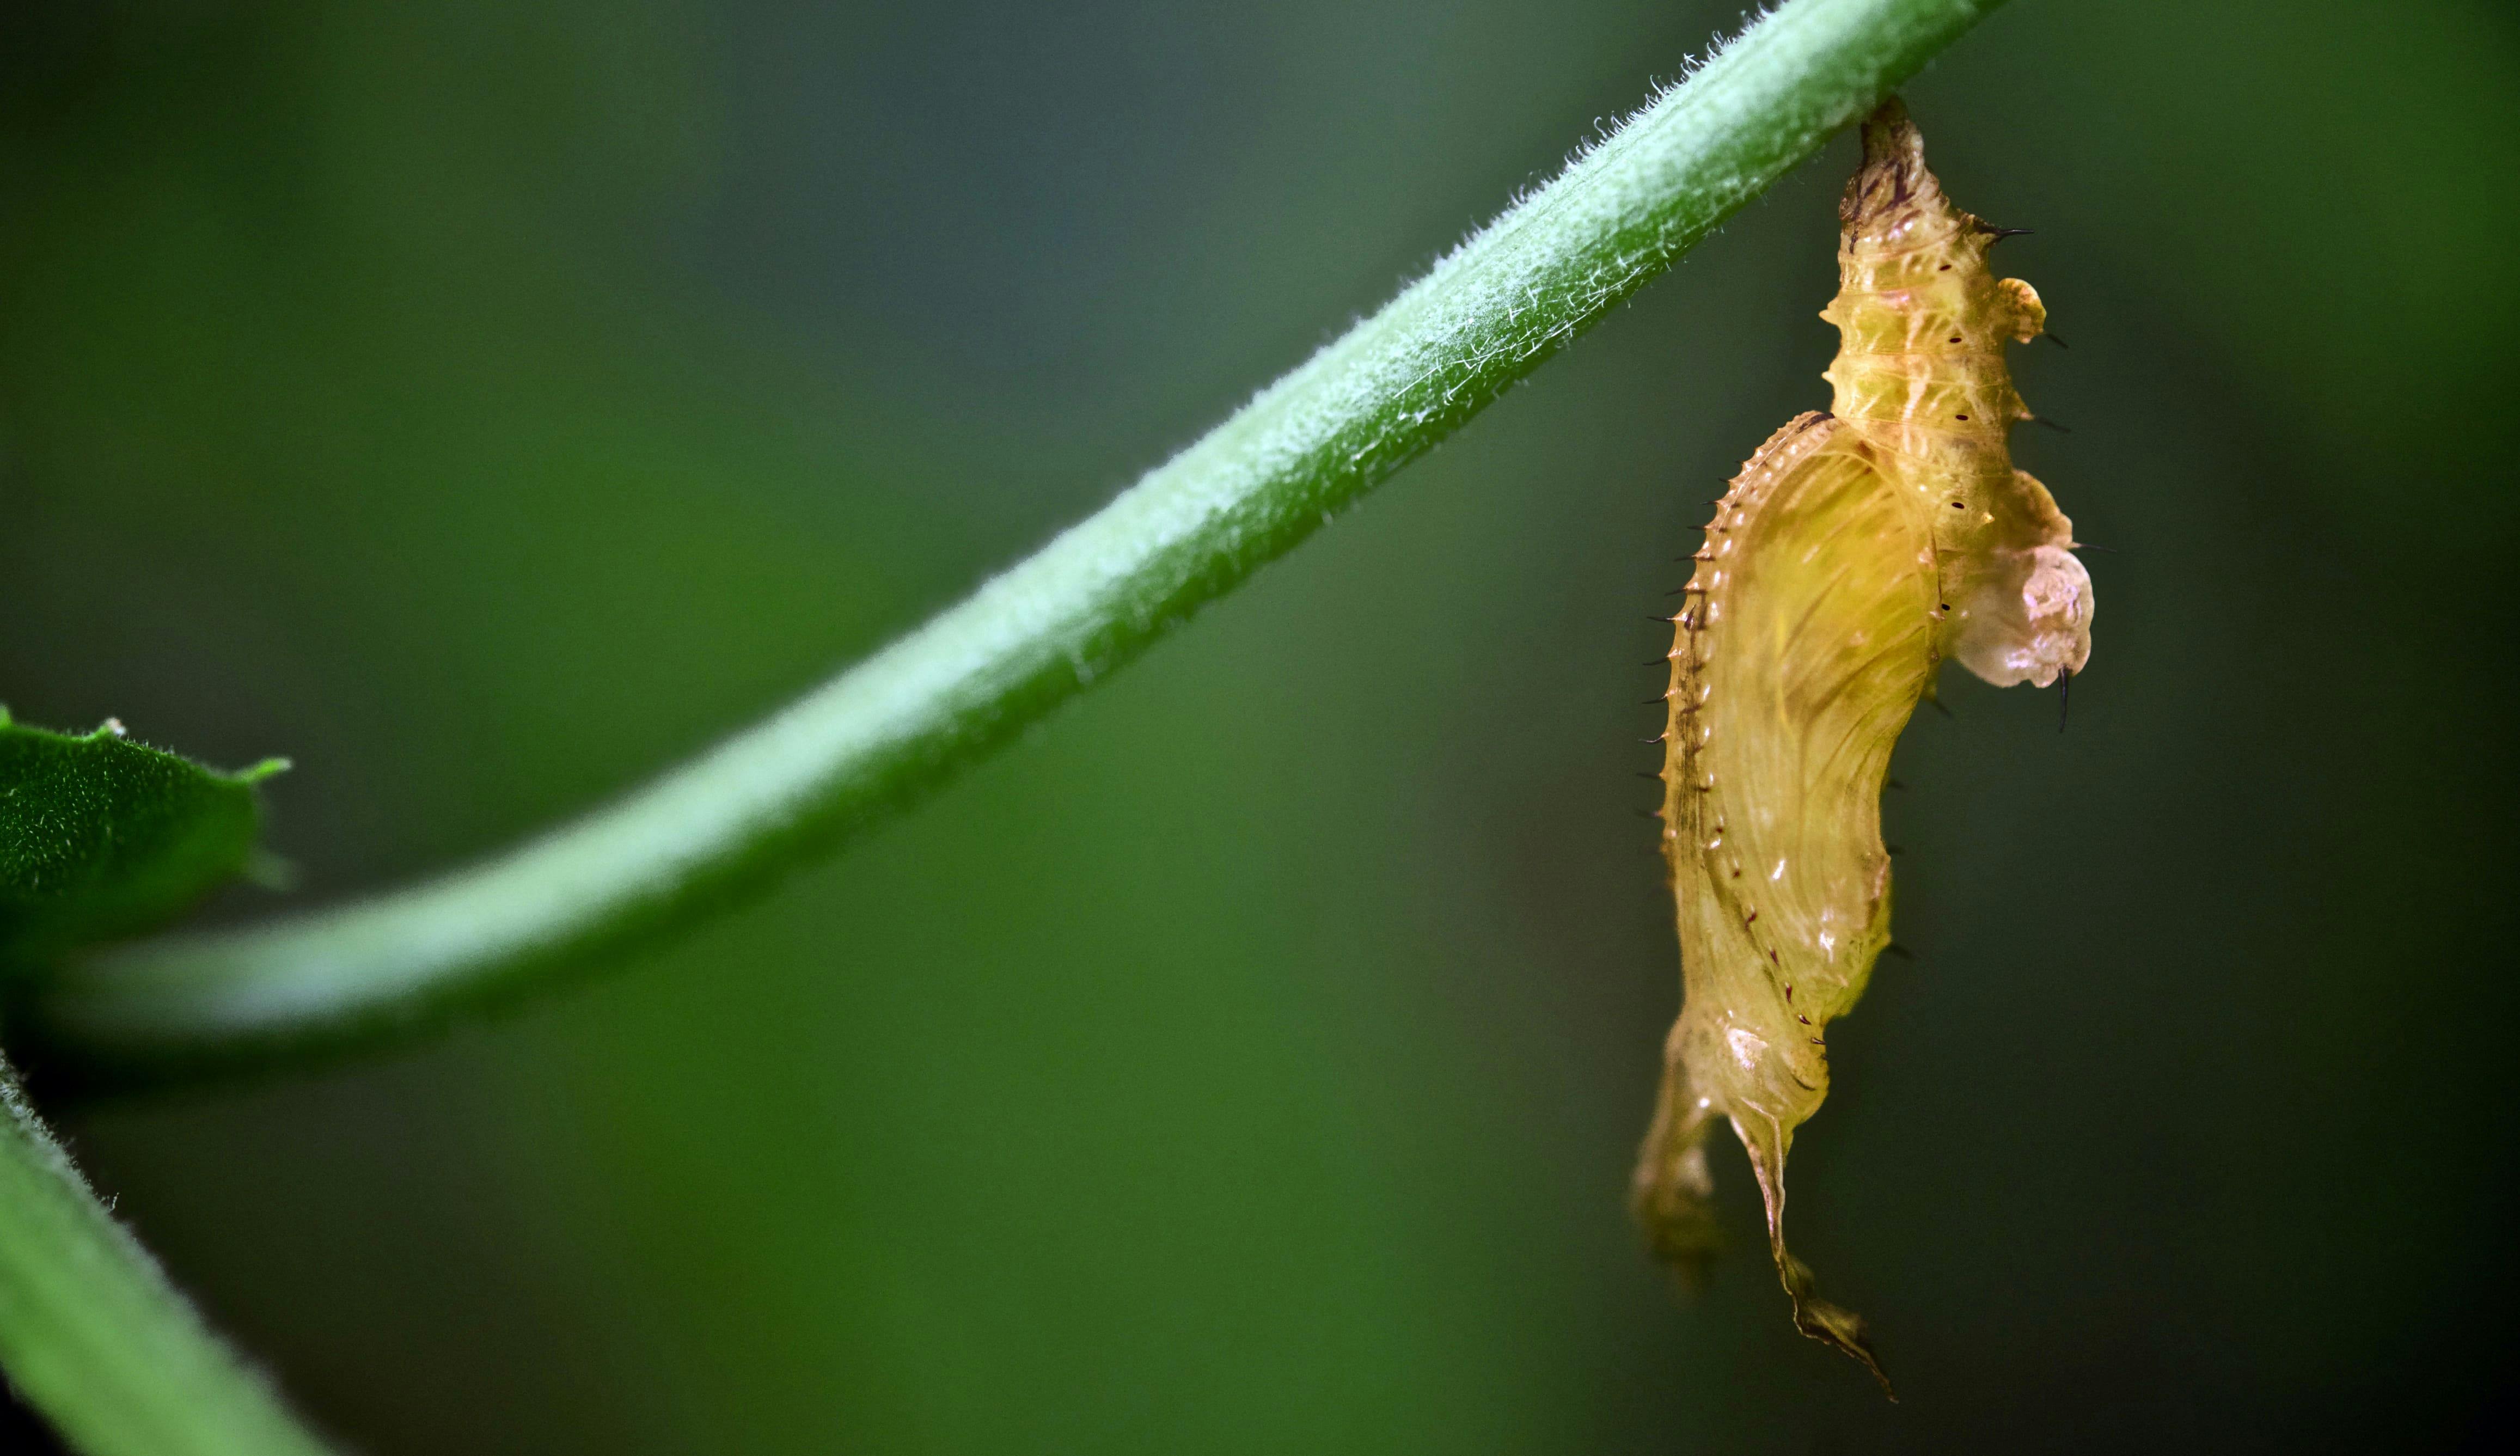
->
[1631,99,2094,1393]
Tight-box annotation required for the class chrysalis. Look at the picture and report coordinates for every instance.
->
[1630,99,2092,1392]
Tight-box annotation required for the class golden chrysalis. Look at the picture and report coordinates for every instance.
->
[1630,99,2093,1392]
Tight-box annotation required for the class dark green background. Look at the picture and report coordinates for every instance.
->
[4,1,2515,1449]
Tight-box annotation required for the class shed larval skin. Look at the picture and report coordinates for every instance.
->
[1629,99,2092,1393]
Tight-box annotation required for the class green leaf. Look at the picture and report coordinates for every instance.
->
[0,712,285,962]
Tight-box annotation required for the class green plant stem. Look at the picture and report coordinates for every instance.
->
[16,0,2005,1086]
[0,1056,336,1454]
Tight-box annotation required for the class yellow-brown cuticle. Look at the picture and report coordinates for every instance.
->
[1630,97,2094,1397]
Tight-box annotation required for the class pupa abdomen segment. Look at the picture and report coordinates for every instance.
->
[1631,99,2094,1394]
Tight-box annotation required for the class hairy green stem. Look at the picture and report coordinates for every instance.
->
[0,1057,335,1453]
[17,0,2005,1086]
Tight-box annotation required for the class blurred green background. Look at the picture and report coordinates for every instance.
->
[4,0,2516,1449]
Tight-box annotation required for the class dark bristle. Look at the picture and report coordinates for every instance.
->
[2058,667,2073,733]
